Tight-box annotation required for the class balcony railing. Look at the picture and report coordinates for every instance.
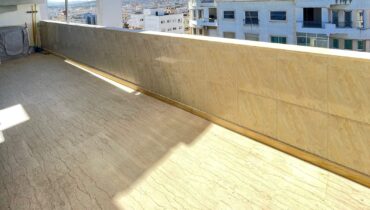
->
[190,18,218,26]
[332,21,368,29]
[206,18,217,23]
[333,0,352,4]
[302,21,323,28]
[200,0,214,3]
[334,21,353,28]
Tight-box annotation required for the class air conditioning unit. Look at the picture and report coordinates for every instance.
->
[0,26,29,63]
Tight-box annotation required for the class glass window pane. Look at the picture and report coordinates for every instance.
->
[358,40,365,51]
[223,32,235,38]
[345,40,353,49]
[245,33,259,41]
[270,11,286,21]
[245,11,258,24]
[297,37,308,46]
[271,36,278,43]
[271,36,286,44]
[333,39,339,49]
[281,37,287,44]
[224,11,235,19]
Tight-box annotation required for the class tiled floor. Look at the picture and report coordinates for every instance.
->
[0,54,369,209]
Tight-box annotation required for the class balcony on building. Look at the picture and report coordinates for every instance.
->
[303,8,323,28]
[332,0,353,5]
[189,7,217,28]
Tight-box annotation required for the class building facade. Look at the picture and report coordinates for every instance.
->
[189,0,370,52]
[128,8,185,34]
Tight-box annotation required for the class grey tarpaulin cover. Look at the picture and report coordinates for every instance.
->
[0,26,29,62]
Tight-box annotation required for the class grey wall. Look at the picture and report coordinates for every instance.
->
[0,6,17,14]
[0,0,44,6]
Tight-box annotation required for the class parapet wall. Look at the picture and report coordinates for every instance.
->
[40,20,370,178]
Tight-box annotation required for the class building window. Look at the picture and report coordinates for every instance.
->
[357,10,365,29]
[198,10,203,19]
[332,11,339,26]
[303,8,322,28]
[271,36,287,44]
[245,33,259,41]
[161,20,165,24]
[332,39,339,49]
[245,11,258,25]
[296,33,328,48]
[167,20,170,23]
[358,40,366,51]
[173,27,177,30]
[344,39,353,50]
[178,19,182,22]
[344,11,352,28]
[297,36,309,46]
[270,11,286,21]
[223,32,235,39]
[223,11,235,19]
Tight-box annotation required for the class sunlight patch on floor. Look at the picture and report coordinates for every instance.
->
[64,59,136,94]
[0,104,30,144]
[0,131,4,144]
[0,104,30,131]
[112,124,370,209]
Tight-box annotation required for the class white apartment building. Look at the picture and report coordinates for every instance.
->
[189,0,370,52]
[128,8,184,34]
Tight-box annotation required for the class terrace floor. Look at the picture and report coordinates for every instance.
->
[0,54,369,210]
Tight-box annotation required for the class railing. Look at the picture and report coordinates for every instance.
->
[200,0,214,3]
[333,21,354,28]
[302,21,323,28]
[333,0,352,4]
[206,18,217,23]
[333,21,368,30]
[191,18,217,26]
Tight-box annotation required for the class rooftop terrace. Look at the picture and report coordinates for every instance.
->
[0,20,370,209]
[1,53,369,209]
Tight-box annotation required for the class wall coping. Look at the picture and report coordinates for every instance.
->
[41,20,370,61]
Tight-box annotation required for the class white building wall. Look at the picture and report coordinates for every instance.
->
[0,4,46,46]
[96,0,122,28]
[190,0,370,51]
[144,14,184,34]
[128,14,145,29]
[217,0,296,44]
[295,0,332,8]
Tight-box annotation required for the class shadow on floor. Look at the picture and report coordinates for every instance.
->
[0,54,210,209]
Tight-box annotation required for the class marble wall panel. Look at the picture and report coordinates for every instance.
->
[39,21,370,176]
[237,47,278,99]
[328,57,370,124]
[328,115,370,174]
[277,52,328,112]
[238,90,277,138]
[277,101,328,157]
